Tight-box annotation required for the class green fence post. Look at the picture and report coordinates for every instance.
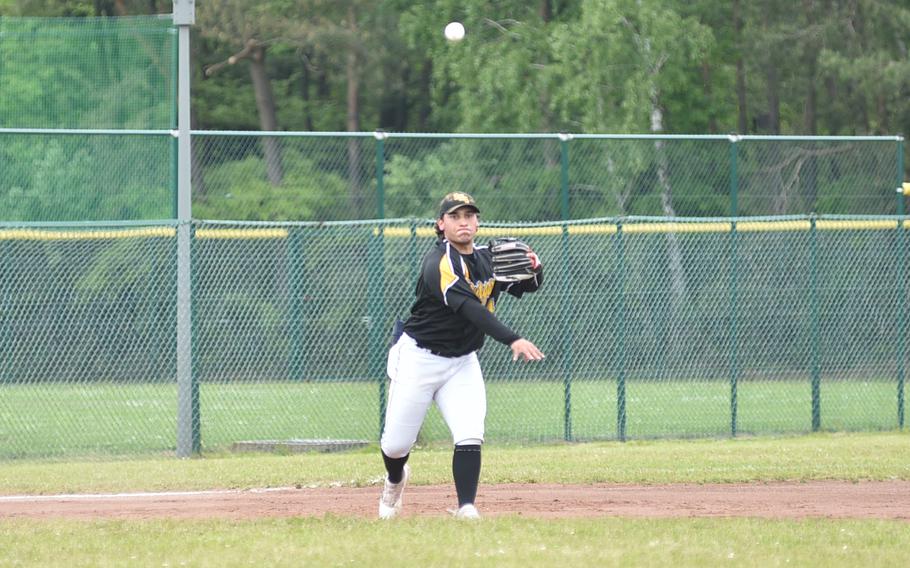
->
[0,240,9,384]
[897,136,906,428]
[729,221,739,437]
[616,220,627,442]
[898,217,906,430]
[182,223,200,454]
[897,137,905,217]
[374,132,387,437]
[729,135,739,217]
[810,216,821,432]
[559,134,573,441]
[288,227,305,381]
[369,228,386,438]
[375,132,386,220]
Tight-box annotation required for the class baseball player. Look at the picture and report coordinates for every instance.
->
[378,192,544,520]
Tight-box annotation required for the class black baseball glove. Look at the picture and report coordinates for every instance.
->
[488,237,542,282]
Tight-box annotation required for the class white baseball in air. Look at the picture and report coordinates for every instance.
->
[444,21,465,42]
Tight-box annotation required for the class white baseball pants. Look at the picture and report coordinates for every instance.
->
[380,332,486,458]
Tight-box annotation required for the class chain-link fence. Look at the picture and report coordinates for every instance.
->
[0,216,906,459]
[1,131,904,222]
[0,16,175,130]
[0,130,176,221]
[0,15,177,222]
[1,16,908,461]
[192,132,905,221]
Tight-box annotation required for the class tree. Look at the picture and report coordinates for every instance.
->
[404,0,569,133]
[255,1,414,216]
[817,0,910,136]
[197,0,285,185]
[549,0,714,356]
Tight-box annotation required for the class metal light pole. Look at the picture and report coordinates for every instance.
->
[173,0,198,457]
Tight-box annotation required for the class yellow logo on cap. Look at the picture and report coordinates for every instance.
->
[448,192,474,203]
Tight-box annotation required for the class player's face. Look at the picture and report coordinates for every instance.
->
[437,207,479,250]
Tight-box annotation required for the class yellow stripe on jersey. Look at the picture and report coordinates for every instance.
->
[437,243,496,310]
[438,249,459,305]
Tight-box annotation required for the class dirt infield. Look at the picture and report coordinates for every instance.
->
[2,481,909,521]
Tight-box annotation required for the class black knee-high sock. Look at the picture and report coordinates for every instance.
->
[382,450,409,484]
[452,444,482,507]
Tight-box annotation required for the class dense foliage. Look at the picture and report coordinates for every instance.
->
[2,0,907,137]
[0,0,907,221]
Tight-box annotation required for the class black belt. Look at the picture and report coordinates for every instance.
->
[414,340,467,359]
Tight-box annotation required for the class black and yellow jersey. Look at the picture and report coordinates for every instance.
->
[403,239,542,357]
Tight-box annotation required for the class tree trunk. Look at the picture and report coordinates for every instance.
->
[248,42,283,185]
[650,84,688,308]
[346,5,364,217]
[651,89,688,377]
[539,0,552,22]
[624,19,689,312]
[417,59,433,131]
[701,62,718,133]
[396,65,409,131]
[735,59,748,133]
[764,12,780,134]
[316,52,330,99]
[766,66,780,134]
[299,48,315,131]
[803,70,817,135]
[876,93,888,135]
[825,77,840,135]
[94,0,107,14]
[539,0,555,160]
[733,0,748,133]
[802,0,818,135]
[802,0,818,210]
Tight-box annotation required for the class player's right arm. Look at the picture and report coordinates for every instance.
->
[455,299,519,345]
[456,299,545,361]
[509,338,545,361]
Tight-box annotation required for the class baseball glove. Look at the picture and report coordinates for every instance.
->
[488,237,541,282]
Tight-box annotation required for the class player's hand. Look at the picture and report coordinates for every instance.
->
[510,338,545,362]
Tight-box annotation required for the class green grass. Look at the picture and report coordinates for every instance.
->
[0,379,905,460]
[1,433,908,567]
[1,517,908,568]
[0,432,907,495]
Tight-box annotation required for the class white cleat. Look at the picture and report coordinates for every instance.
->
[378,464,410,519]
[454,503,481,520]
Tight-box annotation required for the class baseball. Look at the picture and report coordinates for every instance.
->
[444,21,465,42]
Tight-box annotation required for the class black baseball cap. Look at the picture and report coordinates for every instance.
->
[438,192,480,218]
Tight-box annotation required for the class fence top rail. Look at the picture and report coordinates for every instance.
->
[187,130,904,142]
[0,128,174,136]
[0,128,901,142]
[0,219,177,229]
[0,14,173,23]
[4,214,905,231]
[0,15,175,34]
